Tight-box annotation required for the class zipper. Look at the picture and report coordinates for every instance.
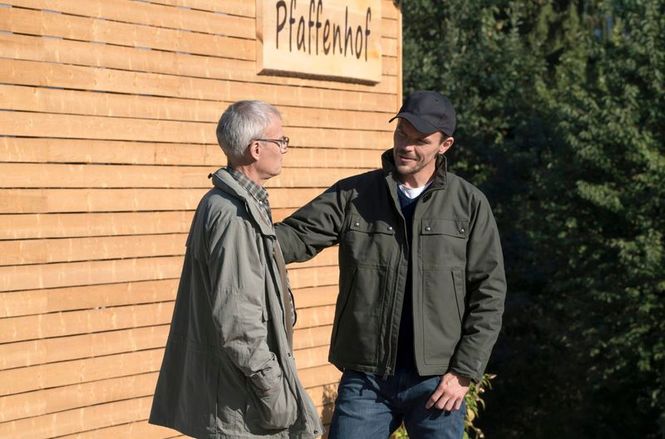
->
[382,183,409,379]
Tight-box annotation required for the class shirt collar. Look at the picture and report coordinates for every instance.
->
[225,166,269,204]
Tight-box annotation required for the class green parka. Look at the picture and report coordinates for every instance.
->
[149,169,323,439]
[275,150,506,381]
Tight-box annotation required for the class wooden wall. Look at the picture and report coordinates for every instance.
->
[0,0,402,437]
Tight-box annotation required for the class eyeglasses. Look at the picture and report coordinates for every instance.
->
[253,136,289,153]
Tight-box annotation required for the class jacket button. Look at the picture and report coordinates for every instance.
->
[425,226,431,232]
[387,226,393,231]
[354,222,360,227]
[460,228,465,233]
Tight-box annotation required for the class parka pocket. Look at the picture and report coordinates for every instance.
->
[246,358,298,431]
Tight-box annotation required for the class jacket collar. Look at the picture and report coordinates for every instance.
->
[380,148,448,190]
[209,168,276,237]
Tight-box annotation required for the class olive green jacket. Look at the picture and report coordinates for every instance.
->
[275,150,506,381]
[149,169,323,439]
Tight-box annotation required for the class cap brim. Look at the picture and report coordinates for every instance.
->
[388,113,439,135]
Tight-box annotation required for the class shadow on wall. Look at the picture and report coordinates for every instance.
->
[321,383,338,437]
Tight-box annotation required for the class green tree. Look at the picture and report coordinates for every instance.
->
[402,0,665,437]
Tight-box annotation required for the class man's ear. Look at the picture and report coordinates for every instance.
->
[247,141,261,161]
[439,136,454,155]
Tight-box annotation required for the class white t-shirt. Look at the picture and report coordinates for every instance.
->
[398,182,431,199]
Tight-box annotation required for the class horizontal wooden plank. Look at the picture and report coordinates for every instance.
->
[0,279,179,318]
[0,132,392,158]
[0,348,164,396]
[0,110,393,143]
[0,65,398,114]
[0,138,223,166]
[0,6,255,60]
[299,363,342,389]
[292,285,339,310]
[0,163,365,189]
[0,82,397,125]
[0,33,398,95]
[0,211,196,240]
[0,250,337,317]
[3,0,398,40]
[293,325,333,351]
[288,265,340,291]
[0,372,158,423]
[145,0,399,22]
[0,7,398,80]
[0,256,183,292]
[294,345,330,370]
[0,192,368,241]
[0,231,337,266]
[0,325,169,370]
[1,5,399,56]
[1,111,214,145]
[0,395,155,439]
[1,342,331,423]
[4,0,256,38]
[0,137,387,166]
[145,0,254,17]
[295,305,336,332]
[0,302,175,344]
[0,321,332,371]
[0,254,336,295]
[0,338,337,399]
[0,294,335,344]
[0,187,325,214]
[0,233,188,266]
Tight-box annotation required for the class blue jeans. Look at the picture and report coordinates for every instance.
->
[328,368,466,439]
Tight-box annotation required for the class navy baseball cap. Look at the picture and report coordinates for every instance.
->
[389,90,456,136]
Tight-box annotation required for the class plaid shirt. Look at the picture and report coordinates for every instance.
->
[226,167,272,224]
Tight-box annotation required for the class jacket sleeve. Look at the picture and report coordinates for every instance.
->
[275,183,348,264]
[205,207,296,429]
[450,194,507,382]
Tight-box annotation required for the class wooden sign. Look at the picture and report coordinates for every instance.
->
[257,0,382,83]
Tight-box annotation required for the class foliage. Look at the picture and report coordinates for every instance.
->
[464,374,496,439]
[402,0,665,437]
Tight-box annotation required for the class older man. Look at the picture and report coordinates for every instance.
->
[149,100,323,439]
[275,91,507,439]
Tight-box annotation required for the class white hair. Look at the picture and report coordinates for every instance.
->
[216,100,282,163]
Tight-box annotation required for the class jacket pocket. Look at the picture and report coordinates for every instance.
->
[247,357,298,430]
[341,214,396,267]
[421,268,464,365]
[419,218,468,268]
[330,266,356,352]
[331,265,386,365]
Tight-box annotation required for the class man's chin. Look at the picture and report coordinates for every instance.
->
[395,164,415,175]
